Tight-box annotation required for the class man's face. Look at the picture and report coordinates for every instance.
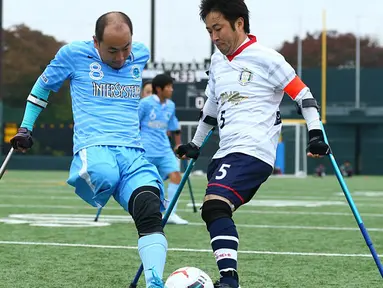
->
[141,83,153,98]
[94,24,132,69]
[161,84,174,99]
[205,12,242,56]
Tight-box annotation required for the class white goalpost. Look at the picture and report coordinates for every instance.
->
[279,120,308,177]
[179,120,308,176]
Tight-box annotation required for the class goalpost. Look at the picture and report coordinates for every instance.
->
[179,120,308,176]
[279,120,308,177]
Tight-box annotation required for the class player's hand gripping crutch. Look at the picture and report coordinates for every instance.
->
[319,121,383,278]
[1,127,34,180]
[129,128,214,288]
[0,148,14,180]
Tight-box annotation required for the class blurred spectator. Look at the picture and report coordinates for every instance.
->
[273,166,282,175]
[340,161,353,177]
[315,164,326,177]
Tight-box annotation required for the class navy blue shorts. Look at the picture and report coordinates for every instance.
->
[206,153,273,208]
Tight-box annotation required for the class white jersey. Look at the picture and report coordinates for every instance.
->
[206,35,306,167]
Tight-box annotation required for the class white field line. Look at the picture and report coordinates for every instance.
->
[1,204,383,218]
[1,213,383,232]
[1,195,383,207]
[0,240,378,258]
[2,190,383,202]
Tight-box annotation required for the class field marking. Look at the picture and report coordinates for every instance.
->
[255,195,383,201]
[336,191,383,197]
[1,213,383,231]
[2,190,383,202]
[0,240,378,258]
[0,195,81,200]
[186,201,383,208]
[180,209,383,218]
[2,204,383,218]
[0,204,110,209]
[0,180,66,184]
[1,195,383,207]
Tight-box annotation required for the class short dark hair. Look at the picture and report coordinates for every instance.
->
[199,0,250,33]
[142,80,152,89]
[152,74,173,94]
[95,11,133,42]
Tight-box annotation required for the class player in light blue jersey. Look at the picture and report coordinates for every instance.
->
[141,80,153,98]
[139,74,188,225]
[10,12,167,288]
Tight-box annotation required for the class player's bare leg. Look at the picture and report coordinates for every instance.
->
[166,171,188,225]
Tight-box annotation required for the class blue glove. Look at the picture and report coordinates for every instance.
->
[10,128,33,150]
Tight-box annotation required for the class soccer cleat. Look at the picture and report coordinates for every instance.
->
[148,268,165,288]
[213,280,241,288]
[167,213,189,225]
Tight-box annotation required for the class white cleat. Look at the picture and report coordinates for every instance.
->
[167,213,189,225]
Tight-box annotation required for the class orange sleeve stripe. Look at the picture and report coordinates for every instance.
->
[283,76,307,99]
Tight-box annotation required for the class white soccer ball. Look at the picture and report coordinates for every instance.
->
[165,266,214,288]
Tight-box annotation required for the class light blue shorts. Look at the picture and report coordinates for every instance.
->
[145,151,180,180]
[67,146,164,211]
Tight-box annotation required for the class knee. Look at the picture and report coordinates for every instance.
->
[128,186,164,237]
[201,199,233,228]
[168,172,181,184]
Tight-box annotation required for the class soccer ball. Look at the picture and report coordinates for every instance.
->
[165,266,214,288]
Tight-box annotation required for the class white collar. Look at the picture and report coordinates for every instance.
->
[152,95,168,106]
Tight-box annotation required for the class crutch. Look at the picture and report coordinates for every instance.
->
[320,121,383,277]
[0,148,14,180]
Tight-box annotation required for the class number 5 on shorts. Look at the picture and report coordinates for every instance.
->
[215,164,231,180]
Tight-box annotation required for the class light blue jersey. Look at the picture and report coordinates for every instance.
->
[21,31,168,287]
[138,95,180,158]
[37,41,148,154]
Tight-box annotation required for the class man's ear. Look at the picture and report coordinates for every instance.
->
[93,36,99,48]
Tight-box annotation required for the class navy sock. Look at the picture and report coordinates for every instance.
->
[208,217,239,287]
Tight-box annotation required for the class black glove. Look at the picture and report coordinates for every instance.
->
[175,142,200,159]
[307,129,330,156]
[10,128,33,150]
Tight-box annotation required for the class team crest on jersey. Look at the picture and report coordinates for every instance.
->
[89,62,104,80]
[238,69,253,86]
[131,65,141,79]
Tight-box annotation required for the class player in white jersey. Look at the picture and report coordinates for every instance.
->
[10,12,167,288]
[176,1,330,287]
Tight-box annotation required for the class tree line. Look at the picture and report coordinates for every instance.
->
[3,25,383,123]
